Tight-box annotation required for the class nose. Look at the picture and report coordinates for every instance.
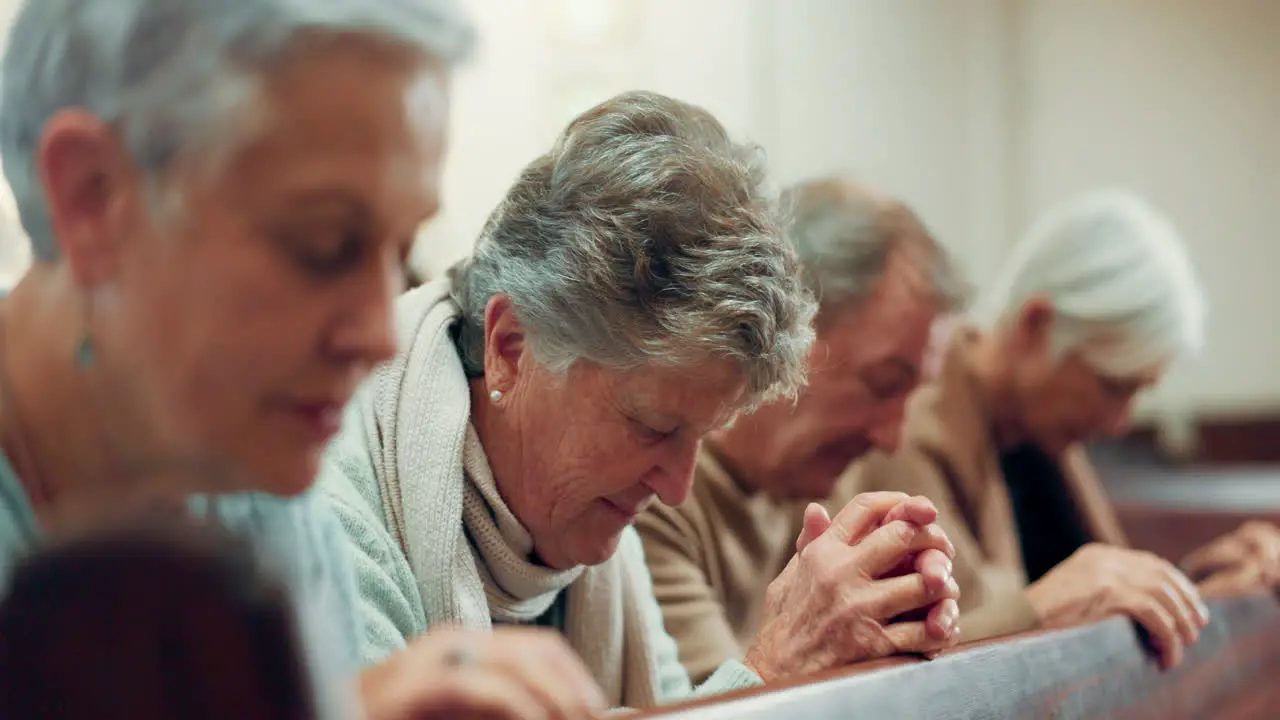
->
[328,257,400,372]
[867,401,909,455]
[868,421,903,455]
[644,437,702,507]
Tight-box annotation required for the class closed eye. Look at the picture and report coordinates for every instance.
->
[288,230,367,277]
[629,417,676,443]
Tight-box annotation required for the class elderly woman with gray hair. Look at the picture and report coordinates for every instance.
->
[321,91,959,709]
[847,189,1280,670]
[0,0,612,718]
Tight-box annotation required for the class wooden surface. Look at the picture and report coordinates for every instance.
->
[641,593,1280,719]
[1102,467,1280,561]
[1121,415,1280,464]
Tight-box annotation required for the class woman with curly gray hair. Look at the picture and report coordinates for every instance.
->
[322,91,959,710]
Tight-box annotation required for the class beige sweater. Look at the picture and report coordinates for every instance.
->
[845,327,1128,642]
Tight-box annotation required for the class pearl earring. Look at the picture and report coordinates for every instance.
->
[489,389,503,404]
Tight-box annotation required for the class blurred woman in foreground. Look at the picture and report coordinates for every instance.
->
[0,0,606,716]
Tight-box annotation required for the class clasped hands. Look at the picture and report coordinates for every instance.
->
[362,491,958,720]
[743,491,961,682]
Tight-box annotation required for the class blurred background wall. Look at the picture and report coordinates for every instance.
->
[1,0,1277,458]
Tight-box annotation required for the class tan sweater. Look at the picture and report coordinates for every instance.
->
[636,450,857,684]
[844,326,1128,642]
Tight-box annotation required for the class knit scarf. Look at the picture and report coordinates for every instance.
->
[338,278,660,708]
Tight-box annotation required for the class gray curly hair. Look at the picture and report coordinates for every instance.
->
[449,91,816,407]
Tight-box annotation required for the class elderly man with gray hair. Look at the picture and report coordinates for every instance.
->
[637,176,970,684]
[846,189,1280,670]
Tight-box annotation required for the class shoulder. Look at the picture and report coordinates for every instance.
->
[200,490,355,605]
[0,456,39,585]
[199,490,364,675]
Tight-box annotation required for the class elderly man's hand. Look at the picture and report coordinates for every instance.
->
[1182,520,1280,595]
[360,625,607,720]
[742,492,960,683]
[1026,544,1209,670]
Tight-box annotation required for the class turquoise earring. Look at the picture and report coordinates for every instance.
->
[74,335,96,368]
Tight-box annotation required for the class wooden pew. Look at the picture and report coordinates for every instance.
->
[640,592,1280,719]
[1104,466,1280,561]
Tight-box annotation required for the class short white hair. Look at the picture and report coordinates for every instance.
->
[985,189,1206,376]
[1,0,474,261]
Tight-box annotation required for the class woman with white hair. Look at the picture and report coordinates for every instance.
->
[320,90,962,710]
[848,189,1280,668]
[0,0,609,717]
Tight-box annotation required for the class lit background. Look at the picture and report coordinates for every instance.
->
[1,0,1277,441]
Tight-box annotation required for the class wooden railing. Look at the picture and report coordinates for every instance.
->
[1104,467,1280,560]
[641,592,1280,719]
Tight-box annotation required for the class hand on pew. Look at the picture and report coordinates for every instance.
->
[1025,543,1210,669]
[1181,520,1280,596]
[360,625,607,720]
[742,492,960,684]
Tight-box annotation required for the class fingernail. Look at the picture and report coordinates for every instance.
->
[943,558,954,578]
[938,610,955,634]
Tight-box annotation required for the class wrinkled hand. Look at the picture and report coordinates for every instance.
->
[743,492,960,683]
[360,625,606,720]
[1182,520,1280,595]
[1026,544,1210,669]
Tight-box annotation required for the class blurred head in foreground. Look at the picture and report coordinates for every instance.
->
[0,519,314,719]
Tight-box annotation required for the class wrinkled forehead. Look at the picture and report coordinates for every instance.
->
[236,41,446,153]
[818,272,939,370]
[608,356,747,429]
[198,46,448,213]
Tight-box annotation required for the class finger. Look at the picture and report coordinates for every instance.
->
[487,638,604,719]
[881,496,939,528]
[1199,562,1264,597]
[1151,577,1202,647]
[882,618,957,655]
[417,669,550,720]
[915,548,953,595]
[538,638,609,713]
[925,597,960,641]
[826,491,913,545]
[1126,596,1184,670]
[854,520,955,577]
[1160,564,1211,627]
[1181,539,1242,579]
[858,572,959,623]
[1240,522,1280,566]
[796,503,833,555]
